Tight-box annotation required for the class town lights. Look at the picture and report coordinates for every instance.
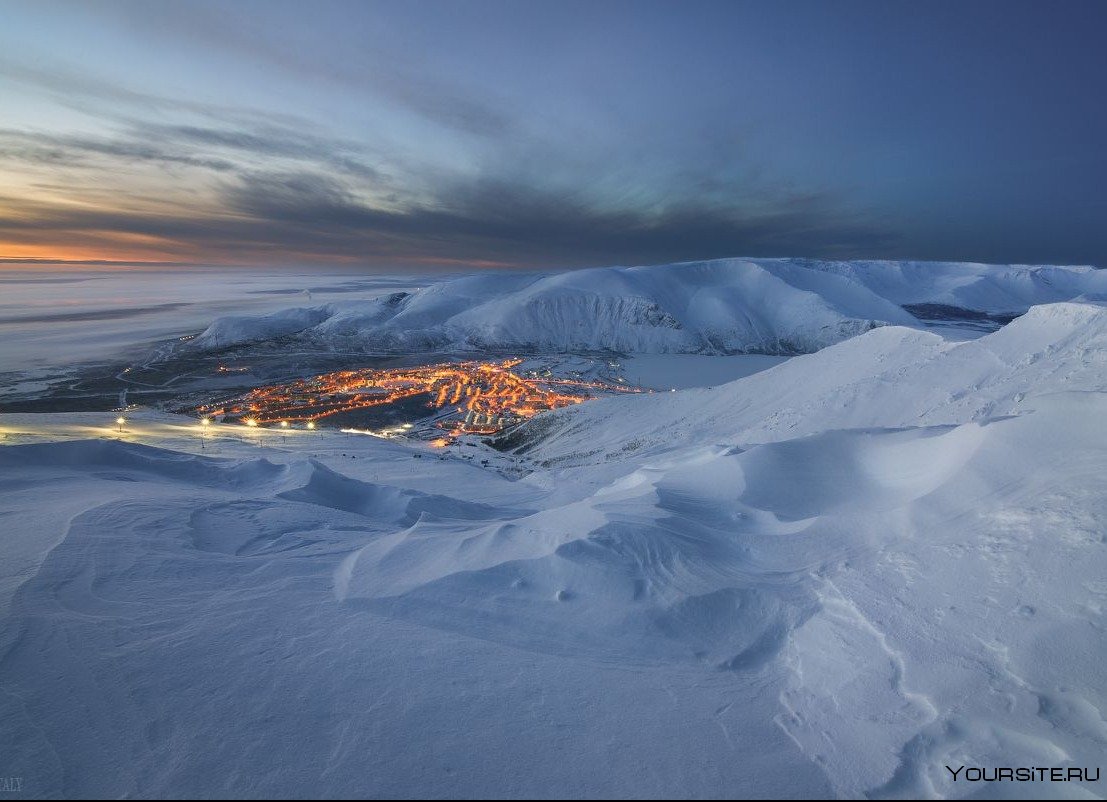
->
[193,360,645,441]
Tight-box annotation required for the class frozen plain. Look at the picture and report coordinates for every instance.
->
[0,259,1105,799]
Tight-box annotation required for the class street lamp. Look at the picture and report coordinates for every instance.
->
[116,416,126,433]
[199,417,210,450]
[279,420,289,442]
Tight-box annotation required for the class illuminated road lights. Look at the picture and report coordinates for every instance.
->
[116,417,126,432]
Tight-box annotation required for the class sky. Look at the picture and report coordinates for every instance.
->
[1,0,1105,271]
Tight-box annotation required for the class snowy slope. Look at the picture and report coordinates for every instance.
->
[191,259,917,354]
[4,283,1107,798]
[511,301,1107,466]
[3,309,1107,796]
[189,258,1106,357]
[761,258,1107,314]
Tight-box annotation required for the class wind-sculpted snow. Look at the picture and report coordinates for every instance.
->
[191,259,916,354]
[0,438,288,488]
[3,392,1106,797]
[4,296,1107,797]
[512,301,1107,466]
[278,459,533,524]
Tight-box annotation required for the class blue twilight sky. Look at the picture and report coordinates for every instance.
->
[1,0,1105,270]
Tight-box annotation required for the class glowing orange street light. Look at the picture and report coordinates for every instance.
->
[116,416,126,433]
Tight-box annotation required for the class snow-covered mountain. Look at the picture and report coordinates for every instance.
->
[762,258,1107,313]
[505,301,1107,466]
[191,259,918,355]
[190,257,1106,356]
[4,261,1107,798]
[5,296,1107,797]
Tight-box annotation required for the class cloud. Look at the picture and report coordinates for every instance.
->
[0,53,901,267]
[127,123,388,180]
[0,58,308,130]
[85,3,517,140]
[0,162,901,268]
[0,128,239,172]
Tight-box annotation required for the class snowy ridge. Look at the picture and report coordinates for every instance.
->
[764,258,1107,313]
[510,301,1107,466]
[189,258,1105,356]
[191,259,916,354]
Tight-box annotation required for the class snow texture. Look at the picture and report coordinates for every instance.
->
[189,258,1107,357]
[2,262,1107,798]
[191,259,919,354]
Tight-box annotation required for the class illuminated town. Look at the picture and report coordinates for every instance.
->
[195,358,645,444]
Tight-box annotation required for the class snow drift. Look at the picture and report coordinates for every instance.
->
[504,301,1107,466]
[3,297,1107,797]
[5,261,1107,798]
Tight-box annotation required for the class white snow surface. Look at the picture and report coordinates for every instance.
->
[514,301,1107,467]
[2,295,1107,797]
[192,258,919,354]
[189,258,1107,357]
[766,258,1107,312]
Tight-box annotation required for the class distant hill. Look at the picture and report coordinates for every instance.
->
[190,257,1107,357]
